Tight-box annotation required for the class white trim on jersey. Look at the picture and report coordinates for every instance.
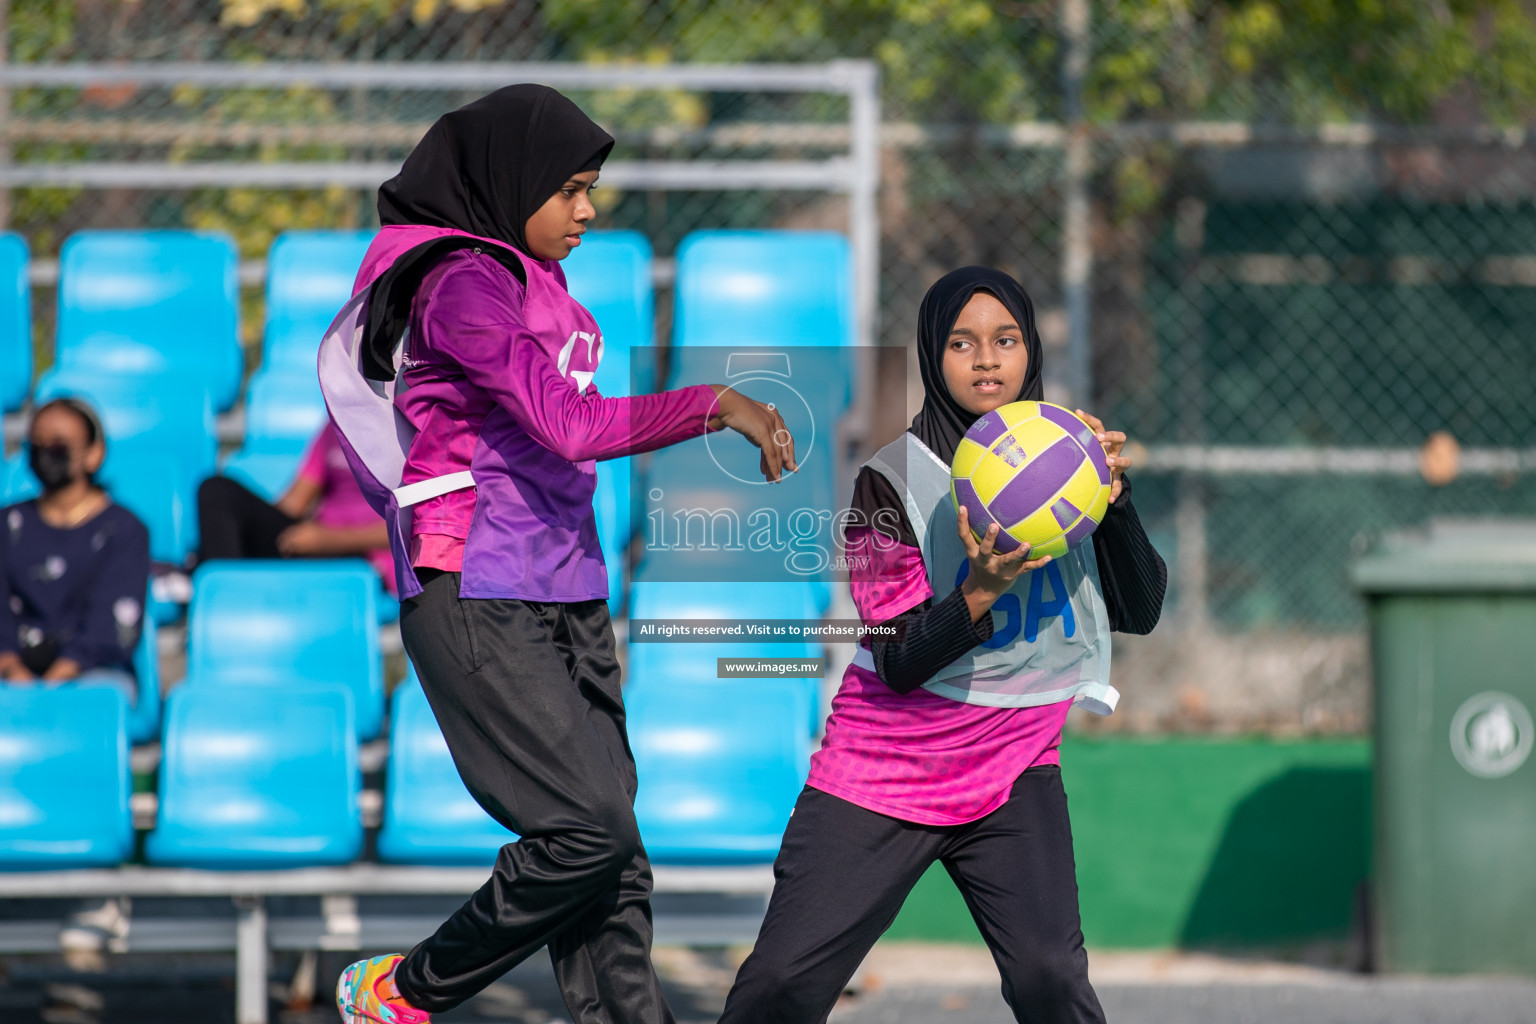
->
[394,470,476,508]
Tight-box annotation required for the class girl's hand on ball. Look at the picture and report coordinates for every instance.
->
[1075,408,1131,503]
[958,506,1051,597]
[708,385,798,483]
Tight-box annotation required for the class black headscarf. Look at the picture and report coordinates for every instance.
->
[909,266,1044,465]
[851,267,1044,546]
[378,82,614,254]
[360,84,614,380]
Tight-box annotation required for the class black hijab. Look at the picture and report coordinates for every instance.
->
[851,266,1044,546]
[908,266,1044,466]
[360,84,614,380]
[378,82,614,254]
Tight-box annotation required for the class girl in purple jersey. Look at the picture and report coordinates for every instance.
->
[716,267,1167,1024]
[334,85,795,1024]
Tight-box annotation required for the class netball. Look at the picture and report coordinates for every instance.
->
[950,400,1112,560]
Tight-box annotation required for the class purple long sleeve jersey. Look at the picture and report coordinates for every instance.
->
[360,230,723,601]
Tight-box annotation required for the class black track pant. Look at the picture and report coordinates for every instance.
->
[719,769,1105,1024]
[196,476,297,561]
[393,568,674,1023]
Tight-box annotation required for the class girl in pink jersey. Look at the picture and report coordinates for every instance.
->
[717,267,1166,1024]
[333,85,795,1024]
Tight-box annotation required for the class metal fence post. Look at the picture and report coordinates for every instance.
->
[1059,0,1092,408]
[844,58,881,355]
[235,895,269,1024]
[1174,198,1211,633]
[839,57,882,460]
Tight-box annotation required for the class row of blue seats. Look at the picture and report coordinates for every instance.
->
[91,559,825,748]
[3,228,855,622]
[0,228,670,417]
[0,669,810,869]
[2,227,851,425]
[0,560,383,746]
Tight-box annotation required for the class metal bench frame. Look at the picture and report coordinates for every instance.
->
[0,864,773,1023]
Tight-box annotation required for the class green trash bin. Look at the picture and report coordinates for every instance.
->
[1352,520,1536,975]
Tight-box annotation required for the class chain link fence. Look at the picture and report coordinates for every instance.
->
[6,0,1536,732]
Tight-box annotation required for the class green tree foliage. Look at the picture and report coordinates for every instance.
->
[220,0,511,31]
[541,0,1536,126]
[16,2,1533,126]
[6,1,1536,258]
[1089,0,1536,125]
[543,0,1059,122]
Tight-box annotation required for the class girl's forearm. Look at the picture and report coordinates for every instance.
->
[870,586,996,694]
[0,650,32,680]
[42,657,82,682]
[960,577,1003,624]
[308,524,391,556]
[496,337,721,462]
[533,384,723,463]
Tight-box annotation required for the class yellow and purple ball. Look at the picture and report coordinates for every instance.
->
[950,401,1112,560]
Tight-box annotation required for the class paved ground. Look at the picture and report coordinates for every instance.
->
[3,943,1535,1023]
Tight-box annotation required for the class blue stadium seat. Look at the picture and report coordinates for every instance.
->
[128,602,160,744]
[99,452,197,566]
[33,367,218,485]
[669,229,854,400]
[667,231,856,515]
[185,561,385,741]
[377,675,517,866]
[672,230,853,350]
[644,361,838,521]
[198,454,401,625]
[220,367,328,501]
[0,233,31,412]
[218,449,301,503]
[628,680,809,864]
[146,682,362,868]
[628,580,824,646]
[54,230,242,411]
[0,451,39,505]
[0,686,133,867]
[377,589,400,625]
[563,230,654,397]
[562,233,650,615]
[626,579,825,734]
[242,368,327,453]
[263,230,374,374]
[630,445,835,613]
[593,457,632,615]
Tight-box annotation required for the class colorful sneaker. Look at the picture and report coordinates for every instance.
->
[336,954,431,1023]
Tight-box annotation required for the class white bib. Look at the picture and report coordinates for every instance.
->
[855,432,1117,714]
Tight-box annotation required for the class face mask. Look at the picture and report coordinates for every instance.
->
[28,443,76,491]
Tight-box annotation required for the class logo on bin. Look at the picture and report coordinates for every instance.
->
[1449,692,1533,779]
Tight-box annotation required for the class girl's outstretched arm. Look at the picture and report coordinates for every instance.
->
[419,253,725,463]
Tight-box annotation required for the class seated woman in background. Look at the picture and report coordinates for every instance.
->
[196,421,395,593]
[0,397,151,702]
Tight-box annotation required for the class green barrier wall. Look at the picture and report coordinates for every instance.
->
[884,737,1371,949]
